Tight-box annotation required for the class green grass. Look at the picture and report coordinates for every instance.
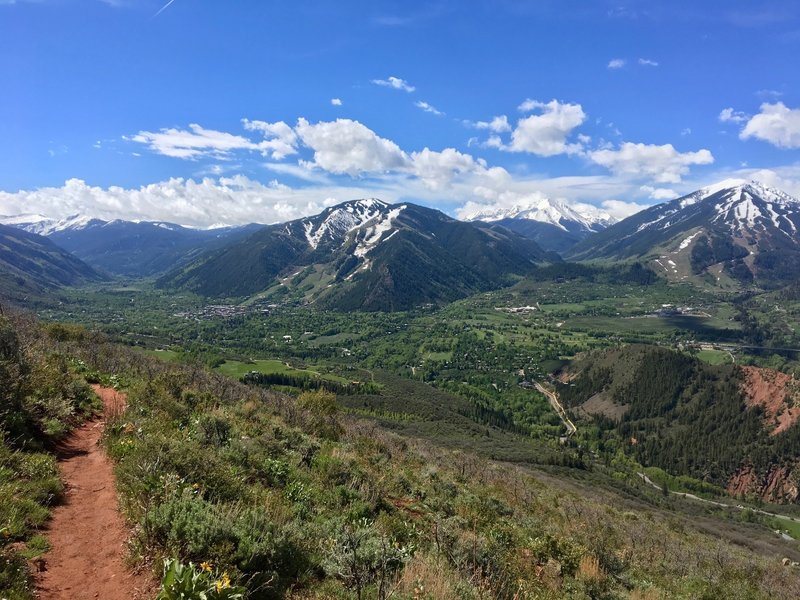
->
[422,350,453,361]
[642,465,725,498]
[215,359,302,378]
[772,516,800,539]
[696,349,733,365]
[215,359,349,383]
[137,348,182,362]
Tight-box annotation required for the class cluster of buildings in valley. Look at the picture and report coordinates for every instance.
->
[173,302,278,320]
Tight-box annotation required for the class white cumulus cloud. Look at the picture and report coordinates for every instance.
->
[590,142,714,183]
[740,102,800,149]
[598,199,649,219]
[410,147,484,190]
[638,58,659,67]
[465,115,512,133]
[241,119,299,160]
[494,100,586,156]
[295,118,411,176]
[640,185,677,200]
[607,58,626,69]
[330,98,343,106]
[0,176,359,228]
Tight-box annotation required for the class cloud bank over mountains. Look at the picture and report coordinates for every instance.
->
[5,94,800,229]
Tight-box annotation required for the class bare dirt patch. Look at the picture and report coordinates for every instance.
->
[740,366,800,436]
[575,392,629,421]
[35,385,157,600]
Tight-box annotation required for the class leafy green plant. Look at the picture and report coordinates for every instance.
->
[156,558,246,600]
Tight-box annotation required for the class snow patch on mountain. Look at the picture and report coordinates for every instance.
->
[632,180,800,237]
[0,213,50,227]
[679,179,748,208]
[708,181,800,234]
[676,231,702,252]
[354,206,406,258]
[303,198,388,249]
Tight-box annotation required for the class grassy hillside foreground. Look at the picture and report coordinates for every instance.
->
[0,315,100,598]
[2,314,800,598]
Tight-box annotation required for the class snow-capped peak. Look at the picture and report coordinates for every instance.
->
[705,180,799,233]
[632,179,800,237]
[0,213,102,236]
[679,179,797,209]
[463,197,614,232]
[303,198,390,249]
[0,213,51,227]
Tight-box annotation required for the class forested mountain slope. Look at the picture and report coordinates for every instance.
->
[559,345,800,503]
[158,199,557,310]
[0,224,106,302]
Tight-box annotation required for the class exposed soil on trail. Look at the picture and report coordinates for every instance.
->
[740,366,800,436]
[35,385,157,600]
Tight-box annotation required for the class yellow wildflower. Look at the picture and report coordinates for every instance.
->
[200,561,212,572]
[215,572,231,592]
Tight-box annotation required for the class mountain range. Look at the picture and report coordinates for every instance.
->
[463,197,615,253]
[157,199,557,310]
[567,180,800,287]
[1,214,262,277]
[3,179,800,309]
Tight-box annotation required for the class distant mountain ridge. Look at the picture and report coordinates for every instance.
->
[0,224,106,301]
[0,214,263,278]
[463,197,616,254]
[158,198,557,310]
[567,180,800,287]
[2,213,105,236]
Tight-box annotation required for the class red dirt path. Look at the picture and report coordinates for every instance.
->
[34,385,157,600]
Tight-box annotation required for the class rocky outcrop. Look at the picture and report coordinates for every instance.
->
[740,366,800,435]
[727,464,800,504]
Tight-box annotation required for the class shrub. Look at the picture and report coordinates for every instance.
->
[144,490,235,560]
[157,558,246,600]
[321,518,414,600]
[297,390,338,416]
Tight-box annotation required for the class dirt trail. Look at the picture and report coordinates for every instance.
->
[35,385,157,600]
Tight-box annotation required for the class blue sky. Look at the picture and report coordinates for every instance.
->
[1,0,799,226]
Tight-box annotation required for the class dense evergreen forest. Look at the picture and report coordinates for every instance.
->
[560,346,800,490]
